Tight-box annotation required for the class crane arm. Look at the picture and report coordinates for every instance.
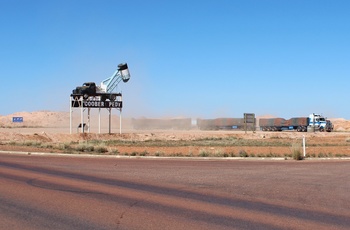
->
[100,63,130,93]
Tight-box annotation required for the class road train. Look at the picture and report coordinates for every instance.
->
[131,114,333,132]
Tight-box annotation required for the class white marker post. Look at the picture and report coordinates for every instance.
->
[303,135,306,157]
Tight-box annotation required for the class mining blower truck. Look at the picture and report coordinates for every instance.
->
[71,63,130,101]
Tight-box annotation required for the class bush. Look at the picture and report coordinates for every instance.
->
[155,151,163,157]
[76,144,94,152]
[95,146,108,153]
[140,151,149,156]
[199,149,210,157]
[291,142,304,160]
[292,149,304,160]
[239,150,248,157]
[229,152,236,157]
[24,141,41,147]
[57,143,71,151]
[112,149,120,155]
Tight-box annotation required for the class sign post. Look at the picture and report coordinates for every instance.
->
[244,113,255,134]
[70,95,123,134]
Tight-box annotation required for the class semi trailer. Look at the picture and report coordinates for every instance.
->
[259,113,332,132]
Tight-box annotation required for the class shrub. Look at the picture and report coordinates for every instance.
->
[41,143,53,149]
[239,150,248,157]
[112,149,120,155]
[140,151,149,156]
[229,152,236,157]
[291,142,304,160]
[199,149,210,157]
[95,146,108,153]
[170,152,183,157]
[9,141,16,146]
[24,141,41,147]
[214,149,224,157]
[292,149,304,160]
[76,144,94,152]
[155,151,163,157]
[59,143,71,150]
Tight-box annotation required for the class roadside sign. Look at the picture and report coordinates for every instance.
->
[244,113,255,123]
[12,117,23,123]
[243,113,256,133]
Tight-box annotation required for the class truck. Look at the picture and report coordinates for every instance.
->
[259,114,333,132]
[71,63,130,101]
[197,118,255,130]
[325,120,334,132]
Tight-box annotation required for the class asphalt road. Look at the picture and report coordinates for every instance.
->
[0,153,349,230]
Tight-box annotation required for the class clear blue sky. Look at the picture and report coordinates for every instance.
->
[1,0,349,119]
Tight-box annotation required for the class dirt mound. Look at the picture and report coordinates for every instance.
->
[0,111,69,127]
[330,118,350,131]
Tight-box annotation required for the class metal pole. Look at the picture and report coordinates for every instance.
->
[109,108,111,134]
[69,96,72,134]
[88,108,90,133]
[303,135,306,157]
[81,97,84,133]
[119,109,122,135]
[98,108,101,134]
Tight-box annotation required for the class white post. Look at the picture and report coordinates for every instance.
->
[69,96,72,134]
[88,108,90,133]
[303,135,306,157]
[108,108,111,134]
[81,97,84,133]
[119,109,122,135]
[98,108,101,134]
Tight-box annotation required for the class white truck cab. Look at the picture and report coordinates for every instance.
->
[308,113,327,131]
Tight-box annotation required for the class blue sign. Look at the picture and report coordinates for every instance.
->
[12,117,23,123]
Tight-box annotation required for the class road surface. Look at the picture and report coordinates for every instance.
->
[0,153,349,230]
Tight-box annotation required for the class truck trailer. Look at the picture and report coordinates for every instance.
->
[259,114,332,132]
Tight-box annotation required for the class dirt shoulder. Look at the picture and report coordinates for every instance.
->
[1,128,349,158]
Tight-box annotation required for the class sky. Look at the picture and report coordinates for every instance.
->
[1,0,349,119]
